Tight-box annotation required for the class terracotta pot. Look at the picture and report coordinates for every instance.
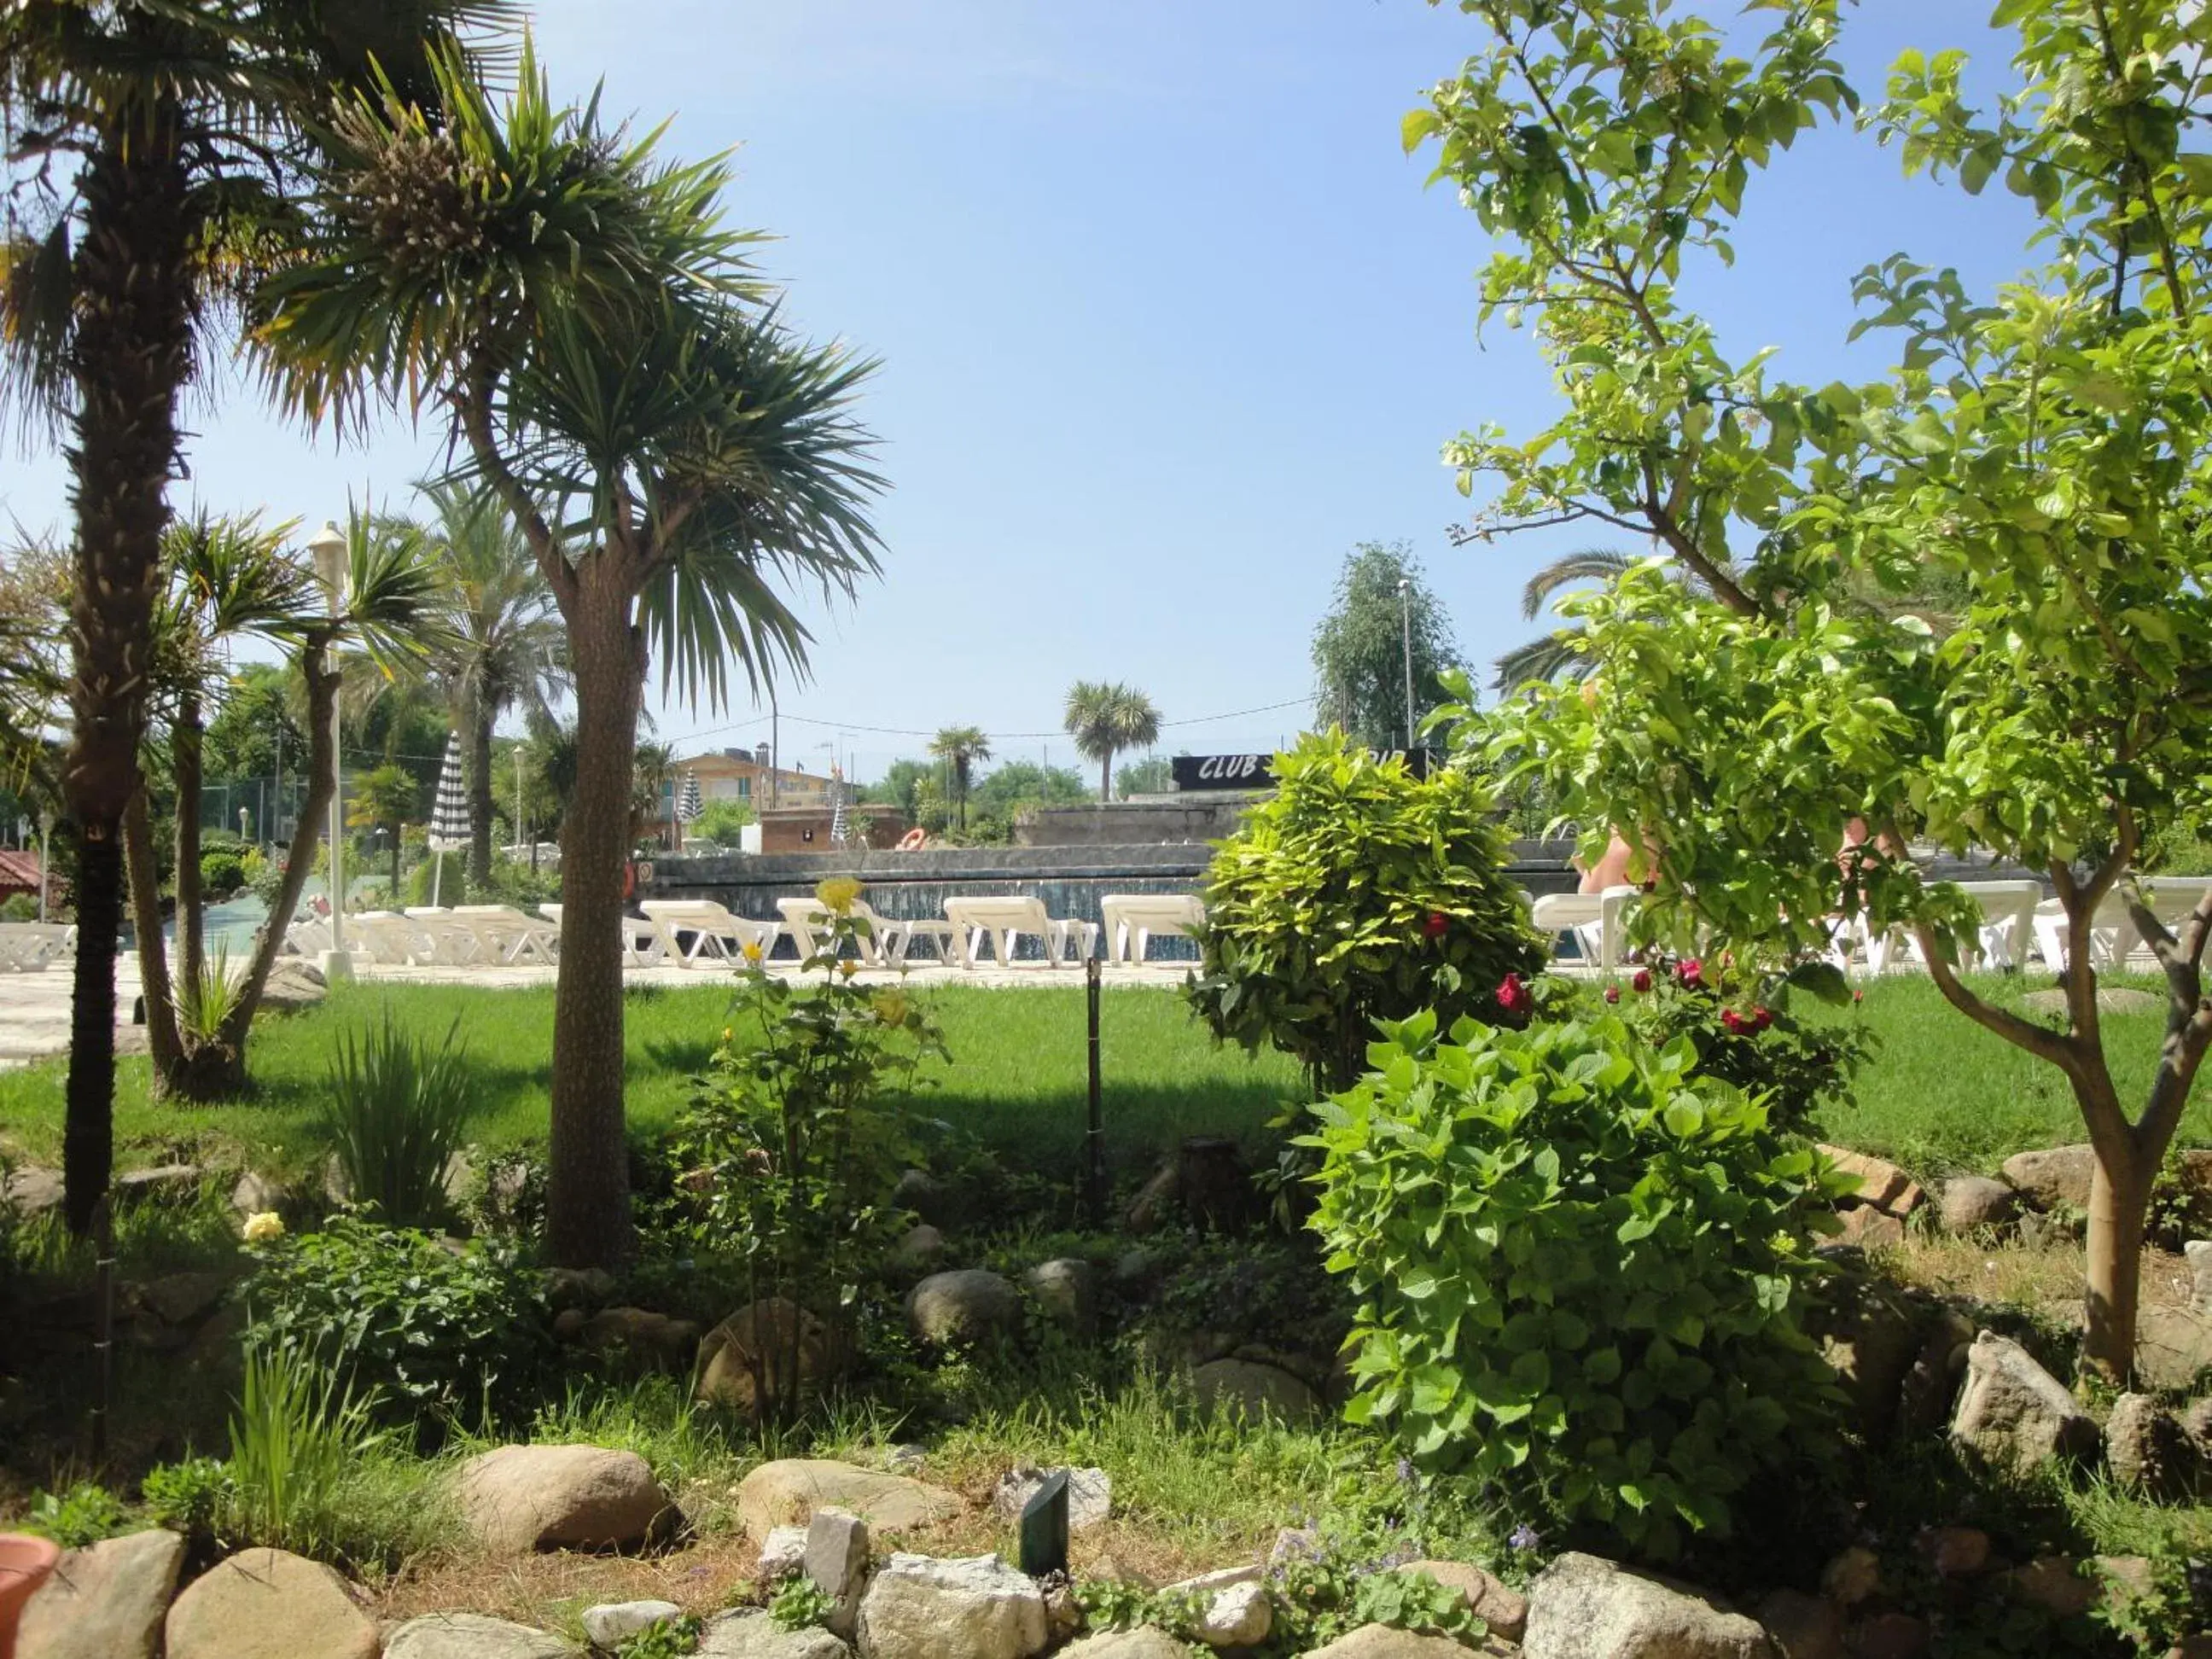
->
[0,1533,60,1659]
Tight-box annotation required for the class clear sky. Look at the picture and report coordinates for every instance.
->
[0,1,2033,787]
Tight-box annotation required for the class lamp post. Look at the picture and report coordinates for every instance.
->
[1398,577,1416,754]
[36,810,50,923]
[306,521,352,980]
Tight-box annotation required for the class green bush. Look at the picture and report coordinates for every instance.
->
[1185,730,1545,1091]
[198,850,247,894]
[404,849,468,906]
[1303,1007,1846,1562]
[244,1216,551,1428]
[20,1481,132,1547]
[319,1012,473,1228]
[0,892,38,922]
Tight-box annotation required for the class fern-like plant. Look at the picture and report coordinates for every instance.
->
[319,1012,473,1226]
[226,1341,383,1555]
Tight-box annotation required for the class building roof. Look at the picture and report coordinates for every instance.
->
[0,849,41,890]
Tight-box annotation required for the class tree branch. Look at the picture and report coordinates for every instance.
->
[453,361,574,614]
[1913,918,2086,1074]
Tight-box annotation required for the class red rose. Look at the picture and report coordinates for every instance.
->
[1752,1004,1773,1032]
[1853,988,1865,1004]
[1495,973,1529,1015]
[1604,985,1621,1004]
[1423,911,1450,940]
[1720,1007,1745,1034]
[1677,958,1705,990]
[1632,968,1652,993]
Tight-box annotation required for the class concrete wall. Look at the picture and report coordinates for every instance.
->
[1013,796,1263,848]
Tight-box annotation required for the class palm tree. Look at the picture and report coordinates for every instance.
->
[259,49,885,1267]
[346,763,420,892]
[632,740,678,851]
[0,0,519,1231]
[1491,548,1643,692]
[411,483,570,882]
[928,726,992,830]
[1062,681,1161,801]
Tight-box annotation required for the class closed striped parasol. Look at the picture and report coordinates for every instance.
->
[678,771,703,824]
[428,734,469,905]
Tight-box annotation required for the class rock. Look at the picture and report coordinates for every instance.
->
[759,1525,811,1580]
[580,1306,699,1368]
[1161,1565,1262,1598]
[879,1444,928,1475]
[1895,1307,1977,1439]
[1270,1527,1321,1567]
[1834,1207,1904,1249]
[454,1443,670,1553]
[737,1459,963,1540]
[1189,1357,1320,1423]
[229,1169,281,1217]
[2003,1555,2097,1620]
[990,1465,1112,1532]
[907,1270,1022,1346]
[1810,1276,1924,1438]
[1938,1177,2017,1234]
[259,959,327,1010]
[382,1613,582,1659]
[1196,1580,1270,1648]
[552,1307,587,1341]
[2183,1396,2212,1460]
[1125,1162,1181,1231]
[1525,1552,1775,1659]
[697,1611,853,1659]
[2094,1554,2156,1606]
[3,1164,63,1216]
[1399,1560,1528,1642]
[582,1601,684,1649]
[2000,1144,2095,1212]
[894,1167,959,1227]
[114,1163,202,1202]
[1112,1248,1165,1291]
[1044,1580,1080,1645]
[855,1552,1047,1659]
[1819,1147,1923,1215]
[17,1527,184,1659]
[1917,1526,1990,1577]
[2135,1304,2212,1391]
[1055,1630,1189,1659]
[806,1508,871,1640]
[163,1548,376,1659]
[1819,1547,1882,1608]
[544,1266,617,1310]
[1306,1625,1510,1658]
[2106,1392,2198,1499]
[893,1225,946,1273]
[1949,1330,2099,1476]
[697,1299,835,1413]
[1025,1259,1098,1335]
[2188,1241,2212,1313]
[133,1270,232,1327]
[1848,1611,1929,1659]
[1755,1589,1843,1659]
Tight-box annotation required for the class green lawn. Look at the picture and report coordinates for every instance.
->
[0,970,2202,1189]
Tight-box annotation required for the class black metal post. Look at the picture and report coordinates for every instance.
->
[1086,955,1106,1228]
[90,1194,114,1466]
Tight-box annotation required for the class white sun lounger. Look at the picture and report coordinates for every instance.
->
[538,904,667,969]
[1528,886,1639,974]
[280,919,334,958]
[352,911,429,967]
[1098,894,1205,964]
[1896,881,2044,972]
[2034,876,2212,970]
[638,899,781,968]
[940,895,1097,968]
[403,907,488,966]
[775,896,953,968]
[450,905,561,966]
[0,923,75,971]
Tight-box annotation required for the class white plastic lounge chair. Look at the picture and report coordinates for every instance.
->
[538,904,667,969]
[775,896,953,969]
[0,922,74,971]
[1901,880,2043,972]
[280,919,334,958]
[2031,894,2132,973]
[451,905,561,966]
[1528,886,1639,974]
[638,899,781,968]
[352,911,428,967]
[402,907,486,966]
[1099,894,1205,964]
[940,895,1098,968]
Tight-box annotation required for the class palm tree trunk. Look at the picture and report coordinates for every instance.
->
[465,690,495,885]
[1100,753,1112,802]
[545,572,645,1267]
[58,108,194,1232]
[122,792,181,1083]
[174,689,205,994]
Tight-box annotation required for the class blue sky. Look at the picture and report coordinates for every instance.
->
[0,1,2032,786]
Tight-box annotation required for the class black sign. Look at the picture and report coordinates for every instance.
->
[1172,748,1436,791]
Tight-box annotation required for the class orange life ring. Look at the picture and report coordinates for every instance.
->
[621,861,637,900]
[896,828,928,852]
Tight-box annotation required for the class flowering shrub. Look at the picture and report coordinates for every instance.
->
[1185,730,1545,1092]
[1303,1006,1847,1562]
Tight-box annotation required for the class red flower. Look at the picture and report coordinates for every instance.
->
[1676,958,1705,990]
[1604,985,1621,1004]
[1720,1007,1745,1034]
[1752,1004,1773,1032]
[1631,968,1652,993]
[1853,988,1865,1005]
[1495,973,1530,1016]
[1423,911,1450,940]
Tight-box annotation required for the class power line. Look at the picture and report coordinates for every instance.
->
[673,696,1318,747]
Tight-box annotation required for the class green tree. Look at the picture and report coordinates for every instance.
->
[348,763,420,891]
[632,740,678,852]
[1423,0,2212,1377]
[1062,680,1161,801]
[201,663,306,799]
[0,0,516,1231]
[871,757,934,818]
[1310,542,1464,752]
[690,798,754,846]
[927,726,992,830]
[263,50,885,1267]
[1115,753,1173,798]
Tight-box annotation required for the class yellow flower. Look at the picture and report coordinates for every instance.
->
[242,1211,285,1245]
[815,876,863,916]
[721,1027,733,1044]
[837,958,859,979]
[870,989,911,1026]
[741,940,764,964]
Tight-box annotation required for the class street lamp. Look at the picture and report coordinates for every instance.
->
[306,521,352,980]
[1397,577,1416,754]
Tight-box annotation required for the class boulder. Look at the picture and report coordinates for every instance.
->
[582,1601,684,1649]
[114,1163,202,1202]
[1399,1560,1528,1642]
[580,1306,700,1369]
[2134,1304,2212,1391]
[854,1552,1047,1659]
[697,1299,834,1413]
[1833,1207,1904,1250]
[2183,1396,2212,1461]
[805,1508,871,1640]
[3,1165,63,1217]
[1524,1552,1776,1659]
[17,1527,184,1659]
[2003,1556,2097,1621]
[544,1266,617,1310]
[1848,1611,1930,1659]
[259,959,326,1010]
[1195,1579,1270,1648]
[892,1225,946,1274]
[737,1459,962,1540]
[2000,1145,2095,1212]
[2105,1392,2199,1499]
[454,1444,669,1553]
[1160,1565,1262,1598]
[382,1613,582,1659]
[907,1270,1022,1346]
[1819,1547,1882,1609]
[1916,1526,1990,1577]
[2187,1240,2212,1314]
[1819,1147,1923,1215]
[1305,1625,1506,1658]
[1025,1259,1098,1335]
[1189,1357,1320,1423]
[1938,1177,2017,1234]
[894,1167,961,1227]
[164,1548,376,1659]
[1055,1630,1190,1659]
[133,1271,232,1328]
[1755,1589,1843,1659]
[1125,1163,1181,1231]
[1895,1307,1977,1438]
[1949,1330,2099,1476]
[1809,1276,1924,1438]
[698,1612,853,1659]
[229,1169,281,1217]
[990,1465,1112,1532]
[759,1525,810,1580]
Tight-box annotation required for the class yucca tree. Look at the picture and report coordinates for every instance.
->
[0,0,520,1229]
[1062,681,1161,802]
[410,482,570,882]
[928,726,992,830]
[259,47,884,1267]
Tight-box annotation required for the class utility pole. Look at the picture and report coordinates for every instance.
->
[1398,577,1415,754]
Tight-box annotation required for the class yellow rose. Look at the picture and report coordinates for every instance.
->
[242,1211,285,1245]
[741,940,764,964]
[815,876,863,915]
[870,989,911,1025]
[837,958,859,979]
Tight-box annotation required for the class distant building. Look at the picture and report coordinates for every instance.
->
[676,744,837,808]
[0,848,43,905]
